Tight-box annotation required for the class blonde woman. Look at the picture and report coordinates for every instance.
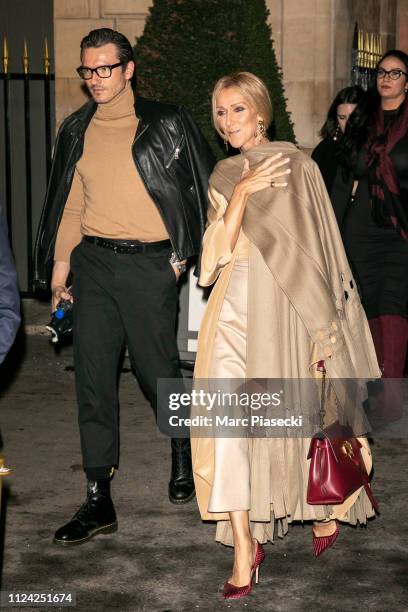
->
[192,72,380,600]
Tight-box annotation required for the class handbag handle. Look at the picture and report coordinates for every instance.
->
[316,360,326,430]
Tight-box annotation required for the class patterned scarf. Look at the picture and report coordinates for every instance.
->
[366,96,408,241]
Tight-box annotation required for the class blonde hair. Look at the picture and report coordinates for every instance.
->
[212,72,273,138]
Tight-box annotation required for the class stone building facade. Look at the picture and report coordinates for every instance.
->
[54,0,408,147]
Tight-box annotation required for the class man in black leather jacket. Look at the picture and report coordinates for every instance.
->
[33,28,214,546]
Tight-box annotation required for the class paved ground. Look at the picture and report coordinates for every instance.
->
[0,334,407,612]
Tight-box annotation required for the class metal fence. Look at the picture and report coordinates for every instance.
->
[1,36,54,294]
[351,23,383,90]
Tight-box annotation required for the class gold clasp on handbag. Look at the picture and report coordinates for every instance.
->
[341,441,354,459]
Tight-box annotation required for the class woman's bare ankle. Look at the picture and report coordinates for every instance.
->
[313,519,337,537]
[228,537,256,586]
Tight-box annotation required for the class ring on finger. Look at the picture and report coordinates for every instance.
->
[271,180,275,188]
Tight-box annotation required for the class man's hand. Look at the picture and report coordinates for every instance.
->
[51,285,73,312]
[169,257,187,281]
[51,261,72,312]
[170,263,181,281]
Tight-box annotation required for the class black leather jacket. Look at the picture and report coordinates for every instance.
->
[33,95,215,290]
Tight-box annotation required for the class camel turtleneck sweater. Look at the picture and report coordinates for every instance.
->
[54,84,168,262]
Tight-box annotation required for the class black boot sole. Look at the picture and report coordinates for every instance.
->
[53,521,118,546]
[168,489,196,505]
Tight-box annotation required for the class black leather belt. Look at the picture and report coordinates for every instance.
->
[84,236,172,254]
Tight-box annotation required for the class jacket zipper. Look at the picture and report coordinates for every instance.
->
[165,134,185,169]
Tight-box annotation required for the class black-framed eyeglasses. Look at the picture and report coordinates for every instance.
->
[376,68,408,80]
[76,61,124,80]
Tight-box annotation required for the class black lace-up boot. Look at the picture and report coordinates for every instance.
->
[53,478,117,546]
[168,438,195,504]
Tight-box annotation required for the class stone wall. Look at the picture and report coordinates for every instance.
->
[267,0,335,147]
[397,0,408,52]
[53,0,401,147]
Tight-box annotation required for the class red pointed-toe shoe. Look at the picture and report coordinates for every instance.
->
[313,520,340,557]
[223,540,265,600]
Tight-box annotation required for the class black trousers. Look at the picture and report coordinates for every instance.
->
[70,239,182,471]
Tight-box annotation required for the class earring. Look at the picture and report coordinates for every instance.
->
[224,138,229,151]
[333,124,340,141]
[255,118,266,139]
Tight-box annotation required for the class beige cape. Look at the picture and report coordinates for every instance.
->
[192,142,381,530]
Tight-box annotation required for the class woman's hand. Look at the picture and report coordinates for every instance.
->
[223,153,291,251]
[237,153,291,198]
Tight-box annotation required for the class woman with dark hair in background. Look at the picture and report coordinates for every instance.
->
[312,85,364,223]
[316,50,408,419]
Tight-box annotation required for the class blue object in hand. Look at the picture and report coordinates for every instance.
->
[55,307,67,320]
[46,298,73,343]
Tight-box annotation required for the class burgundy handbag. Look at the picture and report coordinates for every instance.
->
[306,361,379,512]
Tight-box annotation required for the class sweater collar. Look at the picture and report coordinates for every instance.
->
[94,83,135,120]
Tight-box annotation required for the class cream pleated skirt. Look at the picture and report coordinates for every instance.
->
[208,260,376,547]
[208,260,251,513]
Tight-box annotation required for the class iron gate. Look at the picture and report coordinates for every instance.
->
[1,35,54,294]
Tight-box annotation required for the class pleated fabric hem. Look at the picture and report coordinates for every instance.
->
[214,488,376,547]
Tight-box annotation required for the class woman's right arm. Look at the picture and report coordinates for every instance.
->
[223,154,290,251]
[198,188,233,287]
[199,154,290,286]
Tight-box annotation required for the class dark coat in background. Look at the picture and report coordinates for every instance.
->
[311,137,353,227]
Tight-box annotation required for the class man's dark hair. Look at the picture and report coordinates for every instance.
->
[80,28,134,65]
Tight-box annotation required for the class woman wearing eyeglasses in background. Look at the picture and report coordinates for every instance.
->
[335,50,408,419]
